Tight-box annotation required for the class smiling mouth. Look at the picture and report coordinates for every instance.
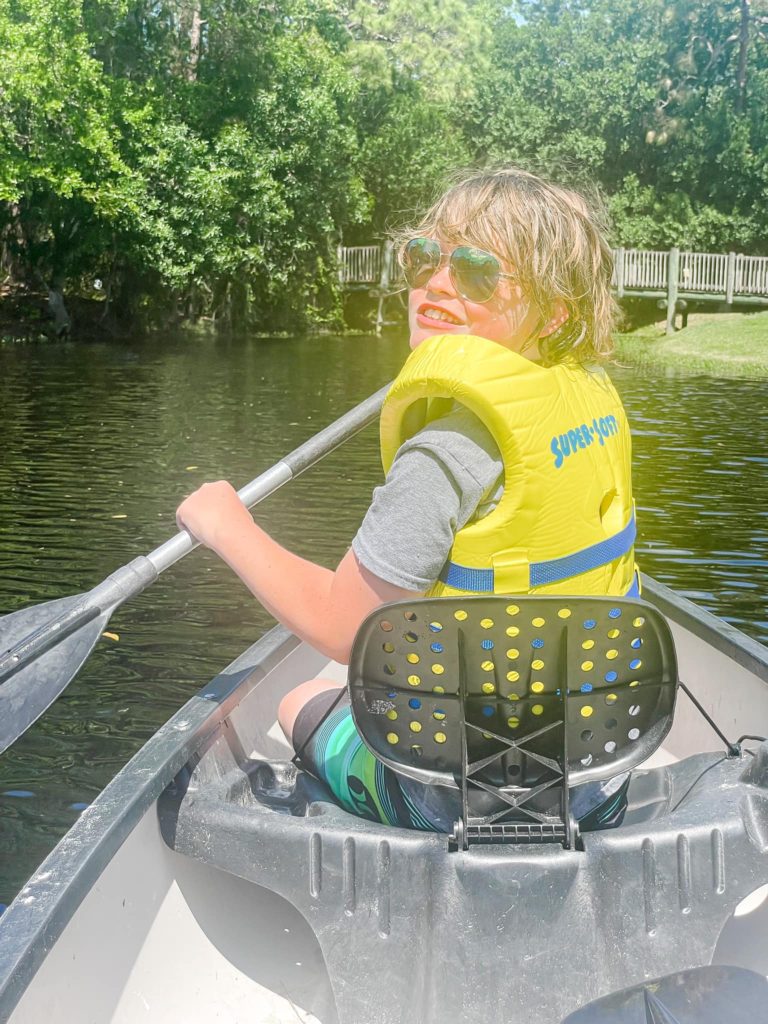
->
[417,305,463,326]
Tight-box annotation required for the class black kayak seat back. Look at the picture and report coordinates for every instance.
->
[348,595,677,843]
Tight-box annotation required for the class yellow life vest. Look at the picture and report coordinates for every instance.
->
[380,334,637,597]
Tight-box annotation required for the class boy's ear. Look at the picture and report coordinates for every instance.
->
[539,299,569,338]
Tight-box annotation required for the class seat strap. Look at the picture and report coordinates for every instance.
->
[439,511,637,593]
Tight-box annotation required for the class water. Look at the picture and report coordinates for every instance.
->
[0,332,766,905]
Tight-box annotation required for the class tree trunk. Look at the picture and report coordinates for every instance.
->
[736,0,750,114]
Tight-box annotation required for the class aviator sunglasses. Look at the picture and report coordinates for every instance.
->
[402,237,517,303]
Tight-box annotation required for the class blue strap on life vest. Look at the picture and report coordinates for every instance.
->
[439,511,637,593]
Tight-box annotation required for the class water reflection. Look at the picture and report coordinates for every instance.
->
[0,333,765,903]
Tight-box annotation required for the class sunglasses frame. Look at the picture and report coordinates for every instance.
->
[402,237,518,303]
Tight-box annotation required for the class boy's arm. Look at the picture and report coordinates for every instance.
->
[176,480,420,664]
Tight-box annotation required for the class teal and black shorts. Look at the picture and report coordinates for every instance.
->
[292,688,630,833]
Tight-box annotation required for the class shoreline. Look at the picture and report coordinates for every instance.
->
[3,296,767,379]
[613,311,768,379]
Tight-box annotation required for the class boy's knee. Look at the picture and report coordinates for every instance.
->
[278,679,343,743]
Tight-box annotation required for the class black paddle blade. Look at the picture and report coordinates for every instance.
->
[0,595,112,754]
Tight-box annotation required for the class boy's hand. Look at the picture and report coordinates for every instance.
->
[176,481,254,552]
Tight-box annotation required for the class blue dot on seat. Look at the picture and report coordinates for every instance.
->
[605,671,618,683]
[481,639,494,650]
[583,619,596,630]
[581,683,593,693]
[630,658,641,670]
[430,642,444,654]
[387,691,397,699]
[409,698,421,709]
[609,607,622,619]
[532,638,544,649]
[631,638,642,649]
[482,706,495,717]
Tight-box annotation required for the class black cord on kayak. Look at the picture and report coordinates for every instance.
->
[679,680,741,757]
[736,734,767,757]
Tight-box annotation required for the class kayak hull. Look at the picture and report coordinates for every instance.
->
[2,578,768,1024]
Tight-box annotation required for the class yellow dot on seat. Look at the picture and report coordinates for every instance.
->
[386,709,398,720]
[433,710,446,721]
[607,628,620,639]
[531,658,544,670]
[582,639,595,650]
[506,649,520,660]
[633,616,645,627]
[480,618,494,629]
[532,704,544,716]
[386,732,399,744]
[433,685,445,694]
[580,706,594,718]
[508,692,520,702]
[432,664,445,675]
[481,660,494,672]
[507,716,520,728]
[532,616,545,627]
[383,642,395,653]
[408,674,421,686]
[581,660,594,672]
[629,680,640,688]
[506,625,520,638]
[406,653,420,664]
[434,732,447,744]
[605,693,618,705]
[506,604,519,616]
[410,721,422,733]
[454,609,468,621]
[507,670,520,683]
[606,649,618,660]
[482,682,496,694]
[558,608,572,619]
[531,681,545,694]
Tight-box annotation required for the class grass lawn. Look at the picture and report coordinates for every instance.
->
[613,310,768,378]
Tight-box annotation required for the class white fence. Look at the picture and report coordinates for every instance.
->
[614,248,768,299]
[337,246,382,284]
[339,244,768,299]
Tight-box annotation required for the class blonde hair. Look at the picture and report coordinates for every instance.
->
[395,167,618,364]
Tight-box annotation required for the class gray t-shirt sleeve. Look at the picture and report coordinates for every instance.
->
[351,406,503,591]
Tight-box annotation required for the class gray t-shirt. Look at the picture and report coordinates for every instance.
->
[352,405,503,591]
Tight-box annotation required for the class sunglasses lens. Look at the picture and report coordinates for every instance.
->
[450,246,501,302]
[403,238,441,289]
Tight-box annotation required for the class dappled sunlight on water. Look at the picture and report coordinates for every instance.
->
[0,332,765,903]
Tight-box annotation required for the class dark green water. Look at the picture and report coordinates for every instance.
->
[0,332,766,905]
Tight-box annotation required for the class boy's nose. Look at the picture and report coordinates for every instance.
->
[425,262,455,296]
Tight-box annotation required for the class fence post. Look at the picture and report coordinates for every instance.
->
[337,245,344,287]
[376,240,394,335]
[666,247,679,336]
[725,251,736,306]
[615,247,625,298]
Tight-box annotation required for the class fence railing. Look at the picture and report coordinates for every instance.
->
[339,244,768,300]
[337,245,382,284]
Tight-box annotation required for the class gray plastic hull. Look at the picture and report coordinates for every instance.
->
[1,577,767,1024]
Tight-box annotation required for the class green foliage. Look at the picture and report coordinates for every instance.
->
[466,0,768,253]
[1,0,767,332]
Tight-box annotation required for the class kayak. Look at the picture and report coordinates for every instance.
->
[1,575,768,1024]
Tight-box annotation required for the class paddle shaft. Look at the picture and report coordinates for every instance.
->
[0,383,390,684]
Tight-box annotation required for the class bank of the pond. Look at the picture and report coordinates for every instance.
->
[614,311,768,378]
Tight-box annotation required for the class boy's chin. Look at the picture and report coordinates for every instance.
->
[409,324,466,349]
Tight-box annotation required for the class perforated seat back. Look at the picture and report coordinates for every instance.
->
[348,596,677,792]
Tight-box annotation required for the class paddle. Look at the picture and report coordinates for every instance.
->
[0,383,391,754]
